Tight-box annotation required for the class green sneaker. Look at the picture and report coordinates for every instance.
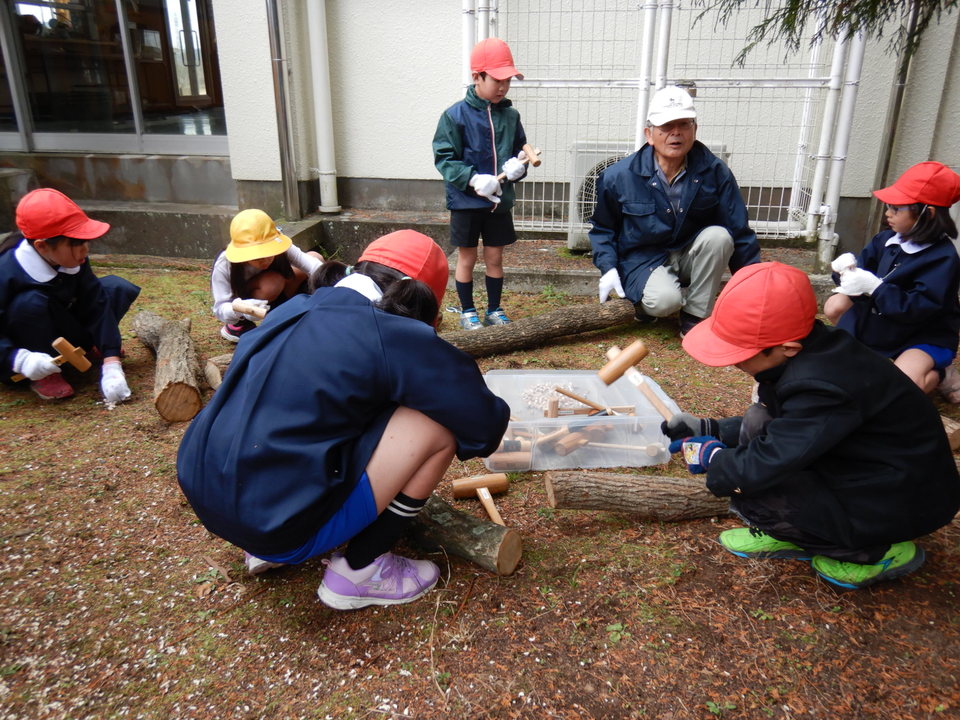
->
[812,542,925,590]
[719,527,810,559]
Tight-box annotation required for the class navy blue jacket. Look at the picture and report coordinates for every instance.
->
[433,85,527,212]
[589,141,759,295]
[0,243,124,374]
[836,230,960,356]
[708,322,960,550]
[177,287,510,556]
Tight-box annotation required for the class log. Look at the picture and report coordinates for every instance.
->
[132,311,203,422]
[409,494,522,576]
[204,354,234,391]
[544,470,730,521]
[442,299,636,358]
[942,415,960,451]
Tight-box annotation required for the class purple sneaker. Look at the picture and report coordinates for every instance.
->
[317,552,440,610]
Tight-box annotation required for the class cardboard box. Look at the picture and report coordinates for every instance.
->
[482,370,680,471]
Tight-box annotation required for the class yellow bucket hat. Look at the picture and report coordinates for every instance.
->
[225,209,292,263]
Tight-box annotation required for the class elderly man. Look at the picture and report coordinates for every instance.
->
[589,85,760,335]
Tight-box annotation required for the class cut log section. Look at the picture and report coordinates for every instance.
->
[409,494,522,575]
[132,311,204,422]
[442,299,636,358]
[204,354,234,391]
[544,470,730,521]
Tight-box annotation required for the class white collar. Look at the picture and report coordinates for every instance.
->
[14,239,81,281]
[884,232,930,255]
[334,272,383,302]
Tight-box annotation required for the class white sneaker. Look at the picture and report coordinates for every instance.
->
[244,551,285,575]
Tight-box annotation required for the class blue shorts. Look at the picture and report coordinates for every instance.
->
[908,344,955,370]
[253,473,378,565]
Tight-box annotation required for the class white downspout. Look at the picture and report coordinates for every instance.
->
[634,0,658,149]
[817,31,866,271]
[477,0,491,40]
[306,0,341,213]
[803,35,849,243]
[653,0,674,90]
[463,0,476,85]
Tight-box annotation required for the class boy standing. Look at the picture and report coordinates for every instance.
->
[0,188,140,402]
[663,262,960,589]
[433,37,528,330]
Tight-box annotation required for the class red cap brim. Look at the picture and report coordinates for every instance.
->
[681,315,764,367]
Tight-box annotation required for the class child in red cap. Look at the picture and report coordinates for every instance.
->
[433,37,528,331]
[824,161,960,395]
[663,262,960,589]
[177,230,509,609]
[0,188,140,402]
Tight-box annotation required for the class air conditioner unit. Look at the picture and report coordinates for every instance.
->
[565,140,731,251]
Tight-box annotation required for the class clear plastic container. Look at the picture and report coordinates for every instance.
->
[482,370,680,471]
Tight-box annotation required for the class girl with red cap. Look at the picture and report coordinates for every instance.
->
[0,188,140,402]
[824,161,960,395]
[177,230,509,610]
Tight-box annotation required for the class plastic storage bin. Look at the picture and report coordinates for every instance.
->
[482,369,680,472]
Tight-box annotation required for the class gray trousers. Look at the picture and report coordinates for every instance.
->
[638,225,734,319]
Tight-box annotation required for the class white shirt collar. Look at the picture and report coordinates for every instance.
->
[14,239,81,281]
[334,272,383,302]
[884,232,930,254]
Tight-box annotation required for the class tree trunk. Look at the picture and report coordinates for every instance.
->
[544,471,730,521]
[409,494,522,576]
[132,311,203,423]
[442,299,635,358]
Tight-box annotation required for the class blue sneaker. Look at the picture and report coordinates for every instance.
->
[459,309,483,331]
[484,308,512,326]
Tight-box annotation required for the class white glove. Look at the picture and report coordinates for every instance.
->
[100,361,131,404]
[469,174,502,204]
[830,252,858,275]
[12,349,60,380]
[502,155,526,182]
[235,297,270,322]
[598,268,625,303]
[833,267,883,296]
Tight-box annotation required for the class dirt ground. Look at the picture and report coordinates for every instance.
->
[1,251,959,720]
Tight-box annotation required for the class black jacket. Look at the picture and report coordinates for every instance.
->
[707,322,960,550]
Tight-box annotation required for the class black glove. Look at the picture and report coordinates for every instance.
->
[661,412,720,442]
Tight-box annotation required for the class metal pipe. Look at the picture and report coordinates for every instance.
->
[653,0,674,90]
[803,35,849,242]
[477,0,491,41]
[634,0,658,149]
[265,0,301,219]
[463,0,476,85]
[817,31,867,271]
[306,0,340,213]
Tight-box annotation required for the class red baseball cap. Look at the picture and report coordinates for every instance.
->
[470,38,524,80]
[682,262,817,367]
[873,161,960,208]
[358,230,449,308]
[16,188,110,240]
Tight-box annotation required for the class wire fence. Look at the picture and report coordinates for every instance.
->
[493,1,840,247]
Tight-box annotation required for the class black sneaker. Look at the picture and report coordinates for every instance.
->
[633,303,658,325]
[221,318,257,342]
[678,311,703,337]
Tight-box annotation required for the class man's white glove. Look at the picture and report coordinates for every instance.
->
[469,174,502,204]
[834,267,883,296]
[502,152,527,182]
[12,349,60,381]
[598,268,625,303]
[830,252,858,275]
[100,361,131,405]
[235,297,270,322]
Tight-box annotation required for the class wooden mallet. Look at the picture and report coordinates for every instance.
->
[597,340,674,421]
[11,337,92,382]
[232,299,267,320]
[496,144,542,182]
[452,472,509,526]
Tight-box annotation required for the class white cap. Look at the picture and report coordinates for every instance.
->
[647,86,697,126]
